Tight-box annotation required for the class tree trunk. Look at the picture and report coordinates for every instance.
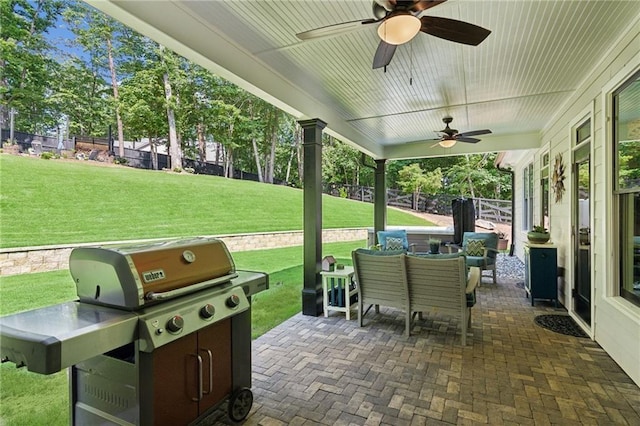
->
[150,134,158,170]
[285,147,295,183]
[266,111,279,184]
[251,137,263,182]
[196,123,206,161]
[106,37,125,158]
[226,149,234,178]
[163,72,181,170]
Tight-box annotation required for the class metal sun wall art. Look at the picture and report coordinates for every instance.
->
[552,153,566,202]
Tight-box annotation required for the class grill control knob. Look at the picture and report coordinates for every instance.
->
[200,303,215,319]
[167,315,184,333]
[226,294,240,309]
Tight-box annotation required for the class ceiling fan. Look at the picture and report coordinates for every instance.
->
[296,0,491,69]
[429,116,492,148]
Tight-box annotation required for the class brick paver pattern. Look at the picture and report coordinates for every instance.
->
[203,268,640,425]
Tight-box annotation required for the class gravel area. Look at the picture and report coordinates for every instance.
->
[495,253,525,281]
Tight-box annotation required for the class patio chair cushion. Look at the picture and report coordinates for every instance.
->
[377,230,409,251]
[410,252,461,259]
[466,239,485,256]
[359,248,405,256]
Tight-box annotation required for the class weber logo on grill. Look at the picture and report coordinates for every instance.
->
[142,269,166,283]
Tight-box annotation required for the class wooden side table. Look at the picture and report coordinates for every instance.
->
[320,266,356,320]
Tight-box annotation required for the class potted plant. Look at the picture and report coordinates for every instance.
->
[527,225,550,244]
[429,238,441,254]
[497,231,509,250]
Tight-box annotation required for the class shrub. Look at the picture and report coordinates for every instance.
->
[173,167,182,173]
[114,157,128,165]
[40,152,54,160]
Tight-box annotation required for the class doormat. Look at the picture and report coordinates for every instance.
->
[534,314,588,338]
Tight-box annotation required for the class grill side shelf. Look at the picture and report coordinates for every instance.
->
[0,302,138,375]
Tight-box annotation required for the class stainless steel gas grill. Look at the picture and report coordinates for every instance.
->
[0,237,268,425]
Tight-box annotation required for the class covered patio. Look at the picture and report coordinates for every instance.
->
[87,0,640,407]
[203,257,640,424]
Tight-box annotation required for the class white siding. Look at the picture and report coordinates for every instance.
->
[511,19,640,385]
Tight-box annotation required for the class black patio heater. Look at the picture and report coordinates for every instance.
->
[452,198,475,245]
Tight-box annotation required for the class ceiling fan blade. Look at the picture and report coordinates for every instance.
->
[372,41,397,69]
[420,16,491,46]
[456,136,481,143]
[408,0,448,14]
[297,19,376,41]
[459,129,492,137]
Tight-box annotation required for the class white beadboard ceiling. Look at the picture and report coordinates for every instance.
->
[87,0,640,159]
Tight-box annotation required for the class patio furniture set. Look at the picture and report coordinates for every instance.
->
[321,229,500,345]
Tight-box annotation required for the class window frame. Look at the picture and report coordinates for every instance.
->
[523,163,534,231]
[540,152,550,230]
[612,68,640,307]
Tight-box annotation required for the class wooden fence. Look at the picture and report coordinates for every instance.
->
[324,183,511,224]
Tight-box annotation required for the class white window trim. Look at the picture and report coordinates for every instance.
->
[601,50,640,310]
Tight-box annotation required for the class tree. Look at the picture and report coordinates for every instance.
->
[158,46,182,170]
[1,0,63,133]
[118,68,166,168]
[397,163,443,209]
[322,138,367,186]
[63,1,131,154]
[48,58,112,136]
[445,153,510,199]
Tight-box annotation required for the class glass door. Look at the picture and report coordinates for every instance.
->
[573,122,591,326]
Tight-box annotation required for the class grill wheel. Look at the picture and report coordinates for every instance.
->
[228,387,253,422]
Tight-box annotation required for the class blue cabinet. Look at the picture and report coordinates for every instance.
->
[524,244,558,306]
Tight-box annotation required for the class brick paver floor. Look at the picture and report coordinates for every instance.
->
[204,272,640,425]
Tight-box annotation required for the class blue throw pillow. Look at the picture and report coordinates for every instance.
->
[377,230,409,250]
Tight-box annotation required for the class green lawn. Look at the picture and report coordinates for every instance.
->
[0,240,363,425]
[0,154,431,248]
[0,154,433,425]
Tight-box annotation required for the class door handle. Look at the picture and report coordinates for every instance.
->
[190,353,203,401]
[199,348,213,395]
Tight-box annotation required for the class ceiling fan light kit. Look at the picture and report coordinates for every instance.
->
[438,139,457,148]
[429,116,492,148]
[377,12,421,45]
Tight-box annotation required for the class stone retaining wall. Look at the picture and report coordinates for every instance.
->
[0,228,367,276]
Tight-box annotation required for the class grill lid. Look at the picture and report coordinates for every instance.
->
[70,237,236,309]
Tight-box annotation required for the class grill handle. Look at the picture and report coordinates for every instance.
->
[191,354,203,402]
[145,273,238,301]
[200,348,213,395]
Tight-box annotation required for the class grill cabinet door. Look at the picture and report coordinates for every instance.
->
[144,318,232,425]
[148,332,199,425]
[198,319,232,412]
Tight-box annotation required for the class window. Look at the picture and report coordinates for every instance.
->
[541,153,550,230]
[613,69,640,306]
[523,163,534,230]
[575,122,591,242]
